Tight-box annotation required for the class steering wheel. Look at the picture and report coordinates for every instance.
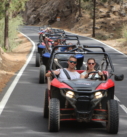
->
[88,71,100,80]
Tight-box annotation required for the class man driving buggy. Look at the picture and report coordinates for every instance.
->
[45,56,80,81]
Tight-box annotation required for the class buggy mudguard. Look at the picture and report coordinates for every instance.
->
[42,52,51,58]
[38,44,46,49]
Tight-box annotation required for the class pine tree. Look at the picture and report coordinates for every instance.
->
[1,0,28,50]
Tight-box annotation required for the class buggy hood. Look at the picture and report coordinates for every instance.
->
[62,79,103,93]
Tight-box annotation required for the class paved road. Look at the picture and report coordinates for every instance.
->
[0,26,127,137]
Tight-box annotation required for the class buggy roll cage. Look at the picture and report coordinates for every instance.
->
[50,29,65,34]
[64,35,80,45]
[48,34,81,45]
[83,45,105,52]
[49,45,114,79]
[46,34,65,39]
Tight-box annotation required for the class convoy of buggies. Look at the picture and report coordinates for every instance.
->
[36,27,124,134]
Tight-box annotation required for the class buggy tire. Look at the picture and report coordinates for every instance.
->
[39,65,46,84]
[43,89,49,118]
[36,53,40,67]
[106,100,119,134]
[48,98,60,132]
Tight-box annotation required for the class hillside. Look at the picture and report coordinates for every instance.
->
[23,0,127,40]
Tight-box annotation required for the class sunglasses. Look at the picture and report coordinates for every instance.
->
[88,63,95,65]
[69,60,77,64]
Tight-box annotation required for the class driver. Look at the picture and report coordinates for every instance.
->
[45,56,80,81]
[80,58,105,80]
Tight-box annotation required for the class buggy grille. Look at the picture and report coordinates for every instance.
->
[76,95,92,111]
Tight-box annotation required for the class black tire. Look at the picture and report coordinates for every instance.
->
[48,98,60,132]
[43,89,49,118]
[36,53,40,67]
[106,100,119,134]
[39,65,46,84]
[39,34,43,42]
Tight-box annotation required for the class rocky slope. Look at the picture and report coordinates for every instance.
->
[22,0,127,40]
[23,0,78,25]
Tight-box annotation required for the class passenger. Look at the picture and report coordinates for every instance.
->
[45,56,80,81]
[65,43,73,52]
[80,58,105,80]
[45,27,52,33]
[42,36,52,51]
[51,39,61,52]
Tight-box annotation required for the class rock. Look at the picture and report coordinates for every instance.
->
[29,15,36,25]
[99,9,104,13]
[123,3,127,11]
[99,13,110,18]
[113,11,119,16]
[110,33,114,36]
[101,21,107,24]
[119,11,126,17]
[95,26,101,30]
[22,0,78,25]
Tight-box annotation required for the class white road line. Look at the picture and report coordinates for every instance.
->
[120,104,127,114]
[0,32,35,115]
[114,95,120,102]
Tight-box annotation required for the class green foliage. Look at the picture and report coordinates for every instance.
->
[0,1,5,19]
[121,24,127,41]
[0,19,4,47]
[10,0,28,12]
[0,0,28,51]
[0,16,23,50]
[9,16,23,50]
[81,0,93,11]
[95,33,109,40]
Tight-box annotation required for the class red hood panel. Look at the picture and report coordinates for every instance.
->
[96,79,115,90]
[51,78,73,89]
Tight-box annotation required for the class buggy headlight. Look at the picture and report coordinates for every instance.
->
[95,91,103,99]
[54,58,58,62]
[66,91,74,98]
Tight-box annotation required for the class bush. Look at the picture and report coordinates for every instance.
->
[121,24,127,41]
[9,16,23,50]
[0,19,4,48]
[0,16,23,51]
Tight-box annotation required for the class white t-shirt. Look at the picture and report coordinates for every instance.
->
[81,71,100,78]
[56,69,80,81]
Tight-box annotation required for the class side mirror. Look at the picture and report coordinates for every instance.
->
[114,74,124,81]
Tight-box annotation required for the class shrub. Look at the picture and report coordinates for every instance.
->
[0,16,23,51]
[121,23,127,41]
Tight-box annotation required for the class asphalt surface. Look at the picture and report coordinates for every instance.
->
[0,26,127,137]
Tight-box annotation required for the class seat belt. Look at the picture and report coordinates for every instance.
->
[54,60,71,80]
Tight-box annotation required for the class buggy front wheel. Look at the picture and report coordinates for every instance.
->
[106,100,119,134]
[39,65,46,84]
[36,53,41,67]
[48,98,60,132]
[43,89,49,118]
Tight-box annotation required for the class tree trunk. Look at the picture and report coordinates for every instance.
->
[4,2,10,50]
[92,0,96,37]
[78,0,82,17]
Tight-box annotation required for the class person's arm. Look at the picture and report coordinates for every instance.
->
[45,69,60,77]
[80,71,88,79]
[45,71,52,77]
[98,70,105,80]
